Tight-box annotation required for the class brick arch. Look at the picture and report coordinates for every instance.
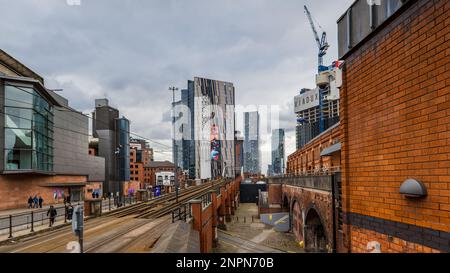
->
[282,193,290,210]
[304,204,328,252]
[290,197,304,242]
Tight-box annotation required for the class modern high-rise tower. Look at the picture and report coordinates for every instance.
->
[92,99,130,196]
[271,129,285,175]
[174,77,235,181]
[243,111,260,175]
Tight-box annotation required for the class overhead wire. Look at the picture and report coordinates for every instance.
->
[3,84,174,154]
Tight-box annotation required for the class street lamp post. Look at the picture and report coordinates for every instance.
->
[114,145,123,206]
[169,86,179,203]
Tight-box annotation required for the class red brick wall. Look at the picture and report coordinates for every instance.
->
[0,175,88,210]
[283,185,333,248]
[268,184,282,205]
[340,0,450,253]
[350,226,441,253]
[287,124,341,175]
[85,182,102,198]
[292,201,303,242]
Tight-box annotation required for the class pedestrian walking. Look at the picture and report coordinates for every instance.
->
[27,196,33,209]
[47,205,57,227]
[66,204,74,221]
[38,196,43,208]
[33,195,39,209]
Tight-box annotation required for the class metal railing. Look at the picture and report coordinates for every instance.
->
[201,192,212,210]
[269,175,333,192]
[283,166,341,177]
[171,203,192,223]
[215,186,221,197]
[0,203,78,239]
[101,195,137,211]
[0,195,138,240]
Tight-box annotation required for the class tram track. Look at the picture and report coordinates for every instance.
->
[0,179,229,253]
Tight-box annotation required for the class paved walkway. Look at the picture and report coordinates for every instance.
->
[0,198,136,242]
[214,203,304,253]
[216,230,284,253]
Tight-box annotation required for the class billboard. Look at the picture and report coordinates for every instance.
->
[210,124,220,161]
[154,186,161,197]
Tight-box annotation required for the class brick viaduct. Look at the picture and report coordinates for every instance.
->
[266,174,341,252]
[182,177,241,253]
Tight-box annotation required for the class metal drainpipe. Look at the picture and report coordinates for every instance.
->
[346,8,352,49]
[331,174,337,253]
[369,1,376,30]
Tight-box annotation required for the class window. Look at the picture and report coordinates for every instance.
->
[4,84,54,172]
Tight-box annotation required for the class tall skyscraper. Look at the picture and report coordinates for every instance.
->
[92,99,130,196]
[243,111,260,175]
[174,77,235,181]
[175,81,195,179]
[271,129,285,175]
[234,131,244,177]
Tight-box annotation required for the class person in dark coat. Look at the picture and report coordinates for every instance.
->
[27,196,33,209]
[33,196,39,209]
[38,196,43,208]
[66,204,74,221]
[47,205,57,227]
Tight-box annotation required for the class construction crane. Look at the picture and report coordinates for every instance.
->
[304,5,329,72]
[304,5,330,134]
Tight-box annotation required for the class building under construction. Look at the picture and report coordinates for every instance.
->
[295,6,342,150]
[295,64,341,149]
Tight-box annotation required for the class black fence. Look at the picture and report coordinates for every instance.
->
[0,195,138,239]
[171,203,192,223]
[0,204,76,239]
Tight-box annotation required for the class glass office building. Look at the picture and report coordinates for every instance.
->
[4,84,54,172]
[244,111,260,175]
[271,129,285,175]
[116,117,130,182]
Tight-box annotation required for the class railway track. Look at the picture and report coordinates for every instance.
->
[0,179,231,253]
[108,180,225,219]
[136,180,225,219]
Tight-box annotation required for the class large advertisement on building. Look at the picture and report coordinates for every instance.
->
[210,123,222,179]
[210,124,220,161]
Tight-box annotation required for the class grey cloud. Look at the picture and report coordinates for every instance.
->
[0,0,354,165]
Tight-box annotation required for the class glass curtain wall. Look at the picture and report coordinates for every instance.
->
[4,84,54,172]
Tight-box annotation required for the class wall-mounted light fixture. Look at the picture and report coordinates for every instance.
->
[400,179,427,198]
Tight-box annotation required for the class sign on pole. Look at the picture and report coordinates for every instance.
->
[71,205,84,253]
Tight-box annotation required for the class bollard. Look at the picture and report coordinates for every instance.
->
[8,215,13,239]
[244,216,246,223]
[64,206,67,223]
[109,197,111,211]
[31,211,34,232]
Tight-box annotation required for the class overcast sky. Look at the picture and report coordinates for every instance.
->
[0,0,354,173]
